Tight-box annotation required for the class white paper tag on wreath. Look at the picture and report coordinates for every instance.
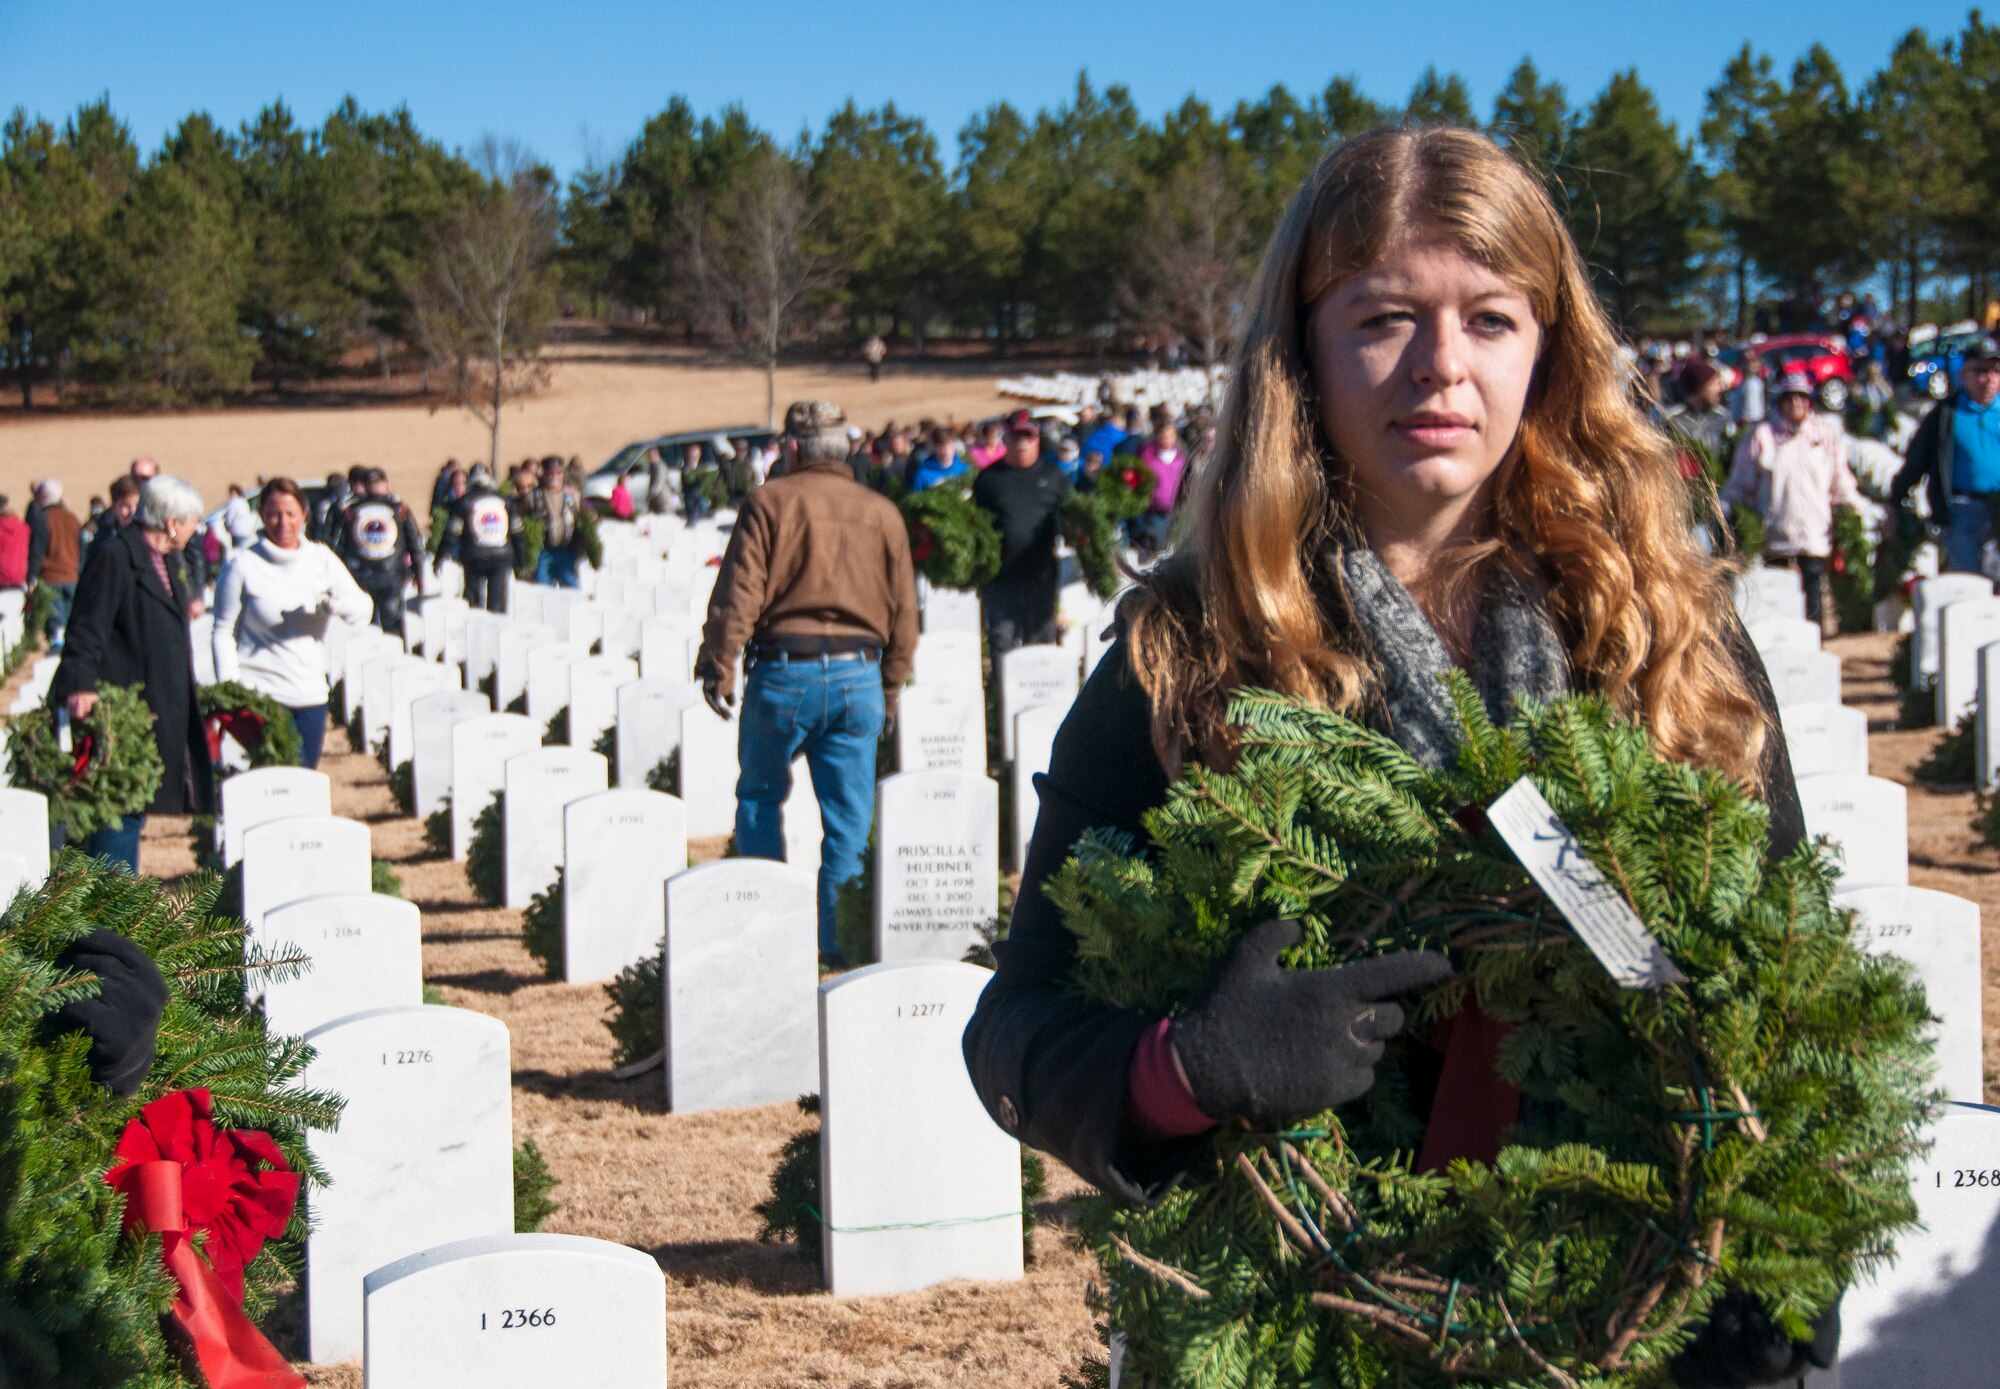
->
[1487,777,1687,990]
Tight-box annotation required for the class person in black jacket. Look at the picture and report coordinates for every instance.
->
[50,476,215,873]
[965,127,1832,1388]
[334,468,426,634]
[436,464,525,613]
[1888,334,2000,572]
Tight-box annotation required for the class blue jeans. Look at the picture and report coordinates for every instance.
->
[45,582,75,646]
[734,654,885,953]
[81,814,144,875]
[1945,497,1993,574]
[288,703,329,769]
[535,546,580,588]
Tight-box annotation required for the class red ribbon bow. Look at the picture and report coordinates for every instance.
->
[104,1088,305,1389]
[69,733,96,789]
[204,709,267,763]
[911,524,936,564]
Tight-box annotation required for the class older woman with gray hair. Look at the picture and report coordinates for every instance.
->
[51,475,215,872]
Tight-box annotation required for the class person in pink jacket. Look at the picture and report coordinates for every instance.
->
[1721,371,1861,626]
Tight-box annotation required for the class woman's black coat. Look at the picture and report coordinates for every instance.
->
[50,524,214,817]
[962,629,1804,1205]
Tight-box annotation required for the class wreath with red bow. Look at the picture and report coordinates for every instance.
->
[198,681,303,771]
[5,681,164,838]
[899,483,1001,591]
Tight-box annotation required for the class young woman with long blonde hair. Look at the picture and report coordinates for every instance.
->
[964,127,1833,1386]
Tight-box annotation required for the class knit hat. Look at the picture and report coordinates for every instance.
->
[1772,372,1815,399]
[1678,360,1721,396]
[49,930,169,1095]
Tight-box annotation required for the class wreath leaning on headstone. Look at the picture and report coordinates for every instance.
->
[899,484,1002,592]
[1053,678,1937,1388]
[7,683,164,840]
[0,854,339,1386]
[198,681,303,772]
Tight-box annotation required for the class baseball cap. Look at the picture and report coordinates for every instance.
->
[783,399,847,436]
[1967,335,2000,363]
[1005,410,1038,437]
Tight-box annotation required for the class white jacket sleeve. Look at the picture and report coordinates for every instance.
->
[322,545,375,626]
[210,556,245,683]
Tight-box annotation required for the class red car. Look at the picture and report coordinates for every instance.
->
[1720,334,1854,414]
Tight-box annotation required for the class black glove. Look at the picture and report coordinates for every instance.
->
[49,929,169,1095]
[1169,918,1452,1125]
[1671,1290,1840,1388]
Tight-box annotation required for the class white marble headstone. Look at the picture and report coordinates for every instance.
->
[782,758,823,879]
[363,653,424,755]
[450,713,542,860]
[0,787,49,888]
[340,631,398,724]
[411,689,492,821]
[465,610,503,686]
[260,892,422,1038]
[600,609,644,661]
[1796,773,1908,888]
[896,683,984,774]
[1732,568,1806,625]
[240,814,372,946]
[996,645,1079,762]
[1936,597,2000,727]
[648,620,704,684]
[1812,1104,2000,1388]
[614,679,699,789]
[361,1233,667,1389]
[496,624,559,712]
[388,660,462,771]
[911,630,983,693]
[1010,704,1064,872]
[1745,616,1821,656]
[1913,574,1995,681]
[525,641,591,728]
[512,583,546,624]
[423,596,470,668]
[920,581,982,634]
[678,700,738,838]
[873,770,1000,963]
[566,656,637,752]
[502,747,608,907]
[303,1005,513,1364]
[1981,643,2000,792]
[561,789,687,984]
[818,961,1022,1296]
[1837,885,1984,1102]
[219,766,332,869]
[663,858,818,1111]
[1760,648,1842,709]
[1778,703,1869,779]
[0,851,32,909]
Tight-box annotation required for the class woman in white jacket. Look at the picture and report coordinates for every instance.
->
[1721,371,1862,627]
[211,477,373,767]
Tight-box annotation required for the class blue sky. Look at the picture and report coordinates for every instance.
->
[0,1,1978,178]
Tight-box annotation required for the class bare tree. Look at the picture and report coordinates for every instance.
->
[407,139,558,472]
[1122,160,1251,366]
[682,149,837,429]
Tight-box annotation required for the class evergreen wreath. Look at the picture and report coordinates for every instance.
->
[603,950,662,1068]
[7,683,164,839]
[1828,505,1875,634]
[466,793,506,906]
[522,868,564,980]
[3,583,55,676]
[423,795,454,858]
[197,681,302,771]
[0,854,339,1385]
[1060,491,1128,601]
[1094,452,1158,521]
[1051,679,1936,1388]
[900,484,1002,591]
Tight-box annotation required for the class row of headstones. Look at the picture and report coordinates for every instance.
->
[293,963,1018,1377]
[1741,563,1998,1387]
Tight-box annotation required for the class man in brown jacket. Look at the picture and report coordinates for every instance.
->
[33,479,82,647]
[697,398,918,964]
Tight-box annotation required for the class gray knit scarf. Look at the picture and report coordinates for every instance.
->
[1330,542,1571,770]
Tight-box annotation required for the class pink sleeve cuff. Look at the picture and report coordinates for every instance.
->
[1125,1018,1216,1141]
